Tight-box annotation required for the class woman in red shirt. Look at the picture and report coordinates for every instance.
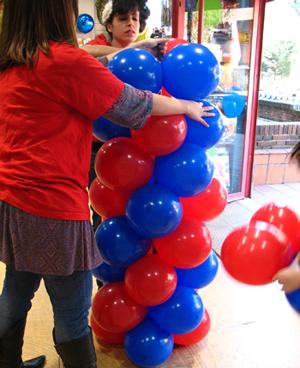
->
[0,0,213,367]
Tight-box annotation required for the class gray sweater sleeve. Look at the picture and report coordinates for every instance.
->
[103,83,153,130]
[97,56,109,67]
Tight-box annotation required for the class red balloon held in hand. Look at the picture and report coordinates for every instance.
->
[90,314,125,345]
[92,282,147,333]
[131,115,187,156]
[95,137,154,192]
[250,202,300,254]
[221,221,294,285]
[174,309,211,346]
[154,218,212,268]
[89,178,131,218]
[181,178,227,222]
[125,254,177,306]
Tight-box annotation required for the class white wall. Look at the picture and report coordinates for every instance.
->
[147,0,162,33]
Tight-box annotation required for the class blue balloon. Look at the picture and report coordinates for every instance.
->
[95,217,151,268]
[285,288,300,313]
[125,318,174,368]
[92,116,131,142]
[162,43,221,100]
[176,252,219,289]
[185,100,225,149]
[149,286,204,334]
[77,13,94,33]
[92,262,126,283]
[108,48,163,93]
[126,183,182,238]
[222,92,246,118]
[155,142,214,197]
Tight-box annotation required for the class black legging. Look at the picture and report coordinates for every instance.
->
[88,141,103,232]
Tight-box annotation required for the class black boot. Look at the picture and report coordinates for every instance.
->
[0,318,46,368]
[54,329,97,368]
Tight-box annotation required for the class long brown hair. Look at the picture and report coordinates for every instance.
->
[0,0,79,71]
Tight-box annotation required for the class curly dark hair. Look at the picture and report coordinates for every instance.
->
[290,141,300,168]
[104,0,150,33]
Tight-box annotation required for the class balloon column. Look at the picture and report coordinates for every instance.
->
[89,42,227,367]
[221,202,300,312]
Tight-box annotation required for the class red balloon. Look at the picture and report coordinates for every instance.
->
[174,309,211,345]
[90,314,125,345]
[154,218,212,268]
[131,115,186,156]
[125,254,177,306]
[221,221,294,285]
[95,137,154,191]
[181,178,227,222]
[92,282,147,333]
[89,178,131,218]
[251,202,300,254]
[165,38,188,55]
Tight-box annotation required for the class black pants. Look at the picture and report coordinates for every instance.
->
[88,141,103,232]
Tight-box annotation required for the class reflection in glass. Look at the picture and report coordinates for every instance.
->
[202,0,254,194]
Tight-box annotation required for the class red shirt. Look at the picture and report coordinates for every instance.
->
[0,42,124,220]
[87,34,111,143]
[87,34,111,46]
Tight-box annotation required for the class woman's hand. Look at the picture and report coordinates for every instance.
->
[184,101,215,128]
[133,37,168,50]
[151,94,215,127]
[133,38,168,60]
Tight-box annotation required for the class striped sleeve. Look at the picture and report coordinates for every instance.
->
[103,84,153,130]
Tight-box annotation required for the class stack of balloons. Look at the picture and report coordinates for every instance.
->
[221,202,300,313]
[89,39,228,367]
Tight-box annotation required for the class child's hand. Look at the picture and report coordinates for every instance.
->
[273,267,300,293]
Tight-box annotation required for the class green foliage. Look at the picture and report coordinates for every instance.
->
[204,9,222,30]
[261,41,297,78]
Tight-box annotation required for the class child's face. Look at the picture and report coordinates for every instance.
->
[107,9,140,47]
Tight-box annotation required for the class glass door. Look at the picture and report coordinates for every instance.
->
[201,0,254,195]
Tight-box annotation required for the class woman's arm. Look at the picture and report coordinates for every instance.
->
[152,94,213,127]
[104,84,214,131]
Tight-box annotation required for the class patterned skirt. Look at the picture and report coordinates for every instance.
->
[0,201,102,276]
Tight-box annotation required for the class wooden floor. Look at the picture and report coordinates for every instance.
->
[1,183,300,368]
